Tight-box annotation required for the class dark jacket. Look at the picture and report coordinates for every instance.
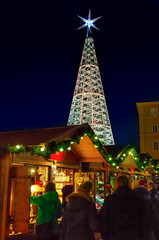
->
[134,187,159,240]
[99,186,143,240]
[60,192,99,240]
[149,187,159,216]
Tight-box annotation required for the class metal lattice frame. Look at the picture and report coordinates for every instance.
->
[68,37,114,145]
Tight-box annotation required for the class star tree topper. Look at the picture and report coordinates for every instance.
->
[77,10,102,37]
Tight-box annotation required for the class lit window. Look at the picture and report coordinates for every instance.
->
[152,125,158,133]
[151,107,157,116]
[153,142,159,151]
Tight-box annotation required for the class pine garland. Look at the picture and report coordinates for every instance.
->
[3,127,158,173]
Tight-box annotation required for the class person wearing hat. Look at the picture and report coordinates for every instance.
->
[60,181,103,240]
[148,179,159,223]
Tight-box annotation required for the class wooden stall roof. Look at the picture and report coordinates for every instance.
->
[105,145,126,157]
[105,145,140,169]
[0,123,108,163]
[105,145,152,170]
[0,123,91,146]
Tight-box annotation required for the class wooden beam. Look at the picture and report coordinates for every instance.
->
[0,151,12,240]
[79,157,105,163]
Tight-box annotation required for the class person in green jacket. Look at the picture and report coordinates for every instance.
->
[30,182,62,240]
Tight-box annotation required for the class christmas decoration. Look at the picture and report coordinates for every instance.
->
[67,10,114,146]
[51,152,66,161]
[3,126,108,161]
[3,131,158,172]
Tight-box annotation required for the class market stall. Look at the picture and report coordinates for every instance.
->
[0,123,109,240]
[105,145,152,191]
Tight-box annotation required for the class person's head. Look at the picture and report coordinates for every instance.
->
[116,175,129,189]
[45,182,56,193]
[78,181,93,196]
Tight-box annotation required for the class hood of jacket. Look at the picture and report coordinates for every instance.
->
[66,192,92,213]
[43,191,59,203]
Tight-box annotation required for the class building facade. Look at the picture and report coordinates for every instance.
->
[136,102,159,160]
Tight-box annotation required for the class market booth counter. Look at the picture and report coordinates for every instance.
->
[71,135,109,209]
[88,162,109,209]
[105,145,152,190]
[0,123,109,240]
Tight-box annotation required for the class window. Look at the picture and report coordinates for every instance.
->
[151,107,157,116]
[152,125,158,133]
[153,141,159,151]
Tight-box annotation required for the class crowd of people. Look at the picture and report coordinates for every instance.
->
[30,175,159,240]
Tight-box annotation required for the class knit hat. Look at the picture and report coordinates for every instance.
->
[132,179,146,189]
[139,179,146,186]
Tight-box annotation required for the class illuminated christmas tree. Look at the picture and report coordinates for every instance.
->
[68,10,114,145]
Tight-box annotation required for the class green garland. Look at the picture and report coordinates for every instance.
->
[106,145,156,172]
[3,127,159,173]
[3,126,107,160]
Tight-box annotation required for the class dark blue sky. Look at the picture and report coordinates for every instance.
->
[0,0,159,148]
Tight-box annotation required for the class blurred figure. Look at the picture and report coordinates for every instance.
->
[99,175,144,240]
[62,184,73,212]
[148,179,159,217]
[132,179,159,240]
[30,182,62,240]
[60,181,103,240]
[147,180,154,192]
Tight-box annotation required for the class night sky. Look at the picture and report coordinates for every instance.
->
[1,0,159,148]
